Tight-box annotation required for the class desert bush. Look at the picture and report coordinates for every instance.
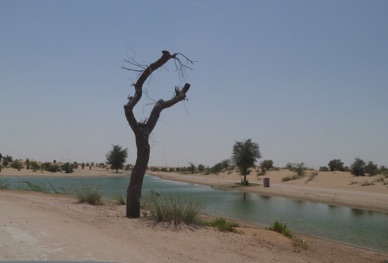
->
[141,191,204,224]
[282,175,299,182]
[360,181,373,186]
[205,217,239,232]
[269,220,293,238]
[305,172,318,183]
[292,237,309,252]
[74,185,103,205]
[319,166,329,171]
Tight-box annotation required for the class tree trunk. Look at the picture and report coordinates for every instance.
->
[126,133,150,218]
[243,174,247,184]
[123,51,193,218]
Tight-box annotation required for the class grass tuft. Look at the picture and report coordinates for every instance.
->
[113,194,126,205]
[269,220,293,238]
[74,185,103,205]
[205,217,239,232]
[292,237,309,252]
[141,191,204,225]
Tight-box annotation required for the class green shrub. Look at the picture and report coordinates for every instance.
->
[269,220,293,238]
[141,191,204,224]
[206,217,239,232]
[74,185,103,205]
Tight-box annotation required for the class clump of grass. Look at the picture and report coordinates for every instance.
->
[269,220,293,238]
[361,181,373,186]
[74,185,103,205]
[282,175,299,182]
[141,191,204,225]
[292,237,309,252]
[113,194,126,205]
[349,181,359,185]
[205,217,239,232]
[0,179,10,189]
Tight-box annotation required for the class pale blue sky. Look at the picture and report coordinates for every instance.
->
[1,0,387,169]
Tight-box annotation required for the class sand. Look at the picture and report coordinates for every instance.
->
[1,167,388,262]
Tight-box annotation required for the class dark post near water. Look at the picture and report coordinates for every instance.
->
[123,50,194,218]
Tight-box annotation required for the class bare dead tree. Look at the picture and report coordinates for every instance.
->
[123,50,194,218]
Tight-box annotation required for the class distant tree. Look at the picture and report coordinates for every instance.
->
[0,153,2,162]
[197,164,205,172]
[232,139,261,184]
[106,145,128,173]
[260,160,274,171]
[61,162,74,173]
[81,162,85,169]
[328,159,345,171]
[364,161,378,176]
[319,166,329,172]
[11,159,23,171]
[189,163,195,174]
[379,165,388,175]
[3,155,13,167]
[30,161,40,171]
[26,158,30,169]
[350,158,366,176]
[220,159,231,170]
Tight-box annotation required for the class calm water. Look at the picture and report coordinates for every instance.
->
[1,174,387,253]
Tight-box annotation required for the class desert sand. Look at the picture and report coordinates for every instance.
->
[1,167,388,262]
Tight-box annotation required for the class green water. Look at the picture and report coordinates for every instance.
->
[1,174,387,253]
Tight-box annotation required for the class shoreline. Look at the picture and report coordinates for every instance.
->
[2,167,388,214]
[147,171,388,214]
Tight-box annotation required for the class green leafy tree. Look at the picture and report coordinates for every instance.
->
[30,161,40,171]
[106,145,128,173]
[11,160,23,171]
[350,158,366,176]
[61,162,74,173]
[3,155,13,167]
[364,161,378,176]
[260,160,274,171]
[189,163,195,174]
[232,139,261,184]
[328,159,345,171]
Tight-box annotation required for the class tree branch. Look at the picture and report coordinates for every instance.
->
[146,83,190,133]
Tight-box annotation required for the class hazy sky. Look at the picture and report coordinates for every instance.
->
[1,0,387,169]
